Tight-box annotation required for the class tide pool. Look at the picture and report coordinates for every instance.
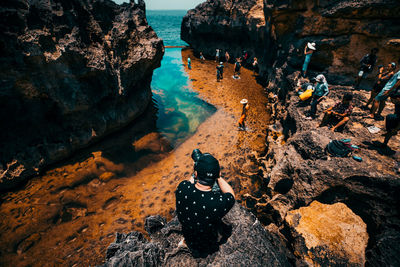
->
[151,48,216,146]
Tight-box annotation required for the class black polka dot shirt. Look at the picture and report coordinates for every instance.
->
[175,181,235,247]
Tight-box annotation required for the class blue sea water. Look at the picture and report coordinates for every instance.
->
[146,10,188,47]
[147,10,215,146]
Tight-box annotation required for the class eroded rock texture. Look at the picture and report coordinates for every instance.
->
[102,204,292,267]
[182,0,400,84]
[0,0,164,190]
[182,0,400,265]
[181,0,269,74]
[285,201,368,266]
[262,73,400,266]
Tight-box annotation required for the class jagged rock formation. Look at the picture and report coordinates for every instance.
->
[0,0,164,191]
[265,0,400,90]
[261,73,400,266]
[285,201,368,266]
[182,0,400,84]
[181,0,269,73]
[182,0,400,265]
[102,204,292,266]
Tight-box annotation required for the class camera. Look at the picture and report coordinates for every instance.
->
[191,148,203,163]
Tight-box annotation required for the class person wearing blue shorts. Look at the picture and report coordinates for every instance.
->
[302,42,316,77]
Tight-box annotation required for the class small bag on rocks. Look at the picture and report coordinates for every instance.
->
[326,139,353,157]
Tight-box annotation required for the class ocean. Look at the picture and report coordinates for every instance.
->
[147,10,215,146]
[146,10,188,47]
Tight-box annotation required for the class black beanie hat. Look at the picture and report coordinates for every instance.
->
[196,153,220,186]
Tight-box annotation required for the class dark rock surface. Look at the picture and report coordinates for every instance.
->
[182,0,400,84]
[262,73,400,265]
[0,0,164,191]
[181,0,400,265]
[102,204,293,266]
[181,0,270,74]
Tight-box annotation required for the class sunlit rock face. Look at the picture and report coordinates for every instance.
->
[0,0,164,190]
[285,201,368,266]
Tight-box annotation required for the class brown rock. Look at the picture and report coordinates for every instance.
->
[285,201,368,266]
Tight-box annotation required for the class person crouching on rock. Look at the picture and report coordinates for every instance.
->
[238,99,249,130]
[175,150,235,255]
[306,74,329,120]
[319,93,353,132]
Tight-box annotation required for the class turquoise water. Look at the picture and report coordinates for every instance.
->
[146,10,188,47]
[147,11,216,146]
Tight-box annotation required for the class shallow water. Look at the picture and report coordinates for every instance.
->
[153,48,216,146]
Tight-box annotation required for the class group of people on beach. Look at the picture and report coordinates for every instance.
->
[300,42,400,149]
[188,49,257,131]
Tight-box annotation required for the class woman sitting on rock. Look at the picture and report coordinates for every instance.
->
[319,93,353,132]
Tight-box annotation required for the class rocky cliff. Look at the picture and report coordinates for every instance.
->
[0,0,164,191]
[181,0,270,74]
[182,0,400,84]
[181,0,400,265]
[102,204,293,266]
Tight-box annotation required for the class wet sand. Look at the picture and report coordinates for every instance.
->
[0,49,270,266]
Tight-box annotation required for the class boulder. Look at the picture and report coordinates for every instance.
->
[0,0,164,191]
[285,201,368,266]
[102,204,292,266]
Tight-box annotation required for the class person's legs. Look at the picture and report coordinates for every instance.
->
[309,97,319,118]
[319,111,332,127]
[376,100,386,117]
[370,99,380,117]
[331,116,349,132]
[383,113,399,146]
[302,55,311,77]
[365,90,379,108]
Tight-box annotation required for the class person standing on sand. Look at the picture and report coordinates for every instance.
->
[302,42,316,77]
[234,58,241,78]
[215,49,220,62]
[176,152,235,254]
[200,52,205,60]
[188,56,192,70]
[216,62,224,82]
[238,99,249,130]
[225,51,230,63]
[252,57,259,75]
